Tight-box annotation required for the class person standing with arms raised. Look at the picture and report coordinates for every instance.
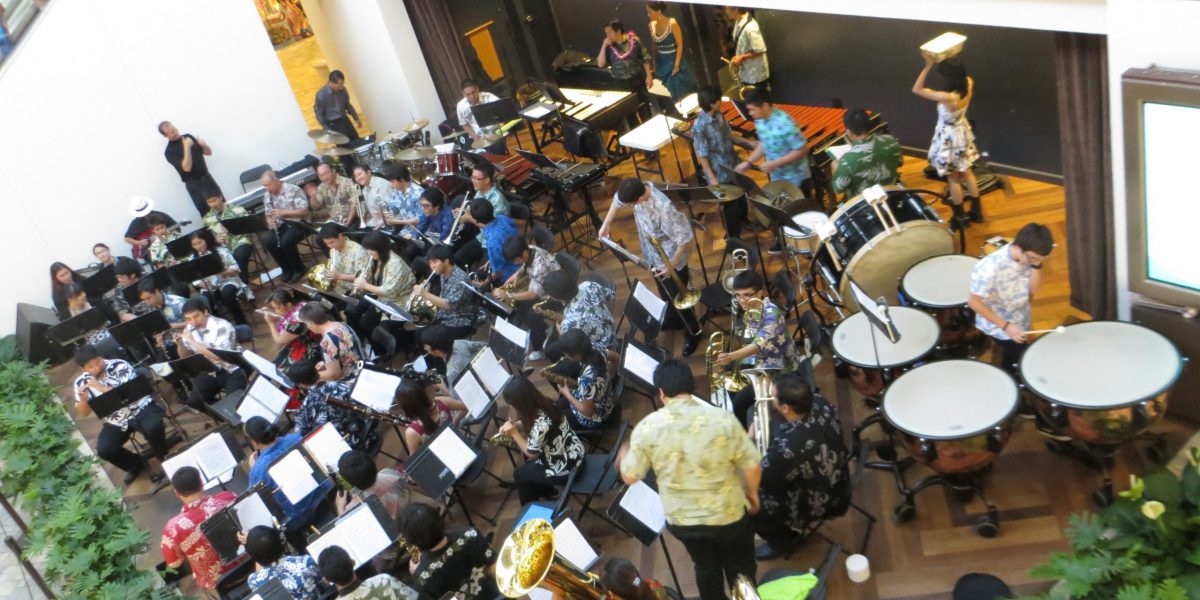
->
[160,121,221,216]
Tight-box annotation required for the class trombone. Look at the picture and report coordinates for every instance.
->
[647,234,702,336]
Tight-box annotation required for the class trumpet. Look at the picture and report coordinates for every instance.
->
[744,368,776,455]
[351,257,376,297]
[407,271,439,326]
[444,202,468,245]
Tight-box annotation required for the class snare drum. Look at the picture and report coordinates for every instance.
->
[1020,321,1182,446]
[900,254,980,347]
[831,306,940,398]
[813,187,954,312]
[436,151,460,177]
[782,211,830,256]
[883,360,1018,474]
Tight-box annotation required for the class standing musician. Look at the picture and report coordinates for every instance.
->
[551,328,615,432]
[285,360,379,453]
[189,229,249,326]
[401,188,454,263]
[178,297,247,410]
[451,162,509,267]
[312,163,359,227]
[693,86,754,239]
[298,302,364,382]
[456,78,505,153]
[543,269,616,359]
[718,270,808,427]
[345,230,416,340]
[383,162,424,237]
[460,198,520,284]
[159,121,221,215]
[201,192,253,284]
[352,164,390,230]
[596,19,654,111]
[261,169,312,283]
[318,222,370,296]
[124,197,176,263]
[412,244,480,339]
[735,88,811,255]
[753,373,849,560]
[598,178,703,356]
[146,213,181,267]
[723,6,770,91]
[313,69,362,147]
[495,237,560,360]
[833,108,903,202]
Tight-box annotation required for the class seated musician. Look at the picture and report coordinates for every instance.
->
[124,197,176,262]
[285,359,379,452]
[412,244,481,339]
[111,258,145,321]
[594,558,677,600]
[500,376,586,505]
[317,546,417,599]
[832,108,903,202]
[146,213,181,267]
[190,229,249,325]
[734,88,811,256]
[460,198,520,284]
[401,188,454,263]
[261,169,312,284]
[451,162,509,268]
[399,502,498,600]
[542,269,616,358]
[383,162,424,236]
[178,297,248,410]
[457,78,505,153]
[61,283,120,353]
[244,525,323,599]
[313,162,359,227]
[136,278,188,359]
[50,262,87,319]
[335,450,411,574]
[419,324,483,390]
[693,86,754,239]
[201,192,254,284]
[298,302,364,382]
[752,373,849,560]
[345,230,416,340]
[160,466,237,592]
[318,222,370,296]
[718,270,808,428]
[598,178,702,356]
[351,164,390,229]
[244,416,335,551]
[260,289,322,379]
[394,378,460,453]
[596,19,653,107]
[495,237,561,360]
[72,344,169,486]
[551,328,615,432]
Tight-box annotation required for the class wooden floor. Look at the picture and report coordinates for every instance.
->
[41,48,1199,598]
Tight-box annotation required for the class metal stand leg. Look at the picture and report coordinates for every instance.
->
[660,535,683,596]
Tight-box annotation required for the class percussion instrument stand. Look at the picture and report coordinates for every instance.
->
[891,470,1000,538]
[1046,433,1167,508]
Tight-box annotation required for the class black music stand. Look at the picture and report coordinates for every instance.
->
[166,234,197,260]
[81,265,118,298]
[136,268,175,298]
[620,280,668,345]
[165,353,220,380]
[107,310,171,361]
[210,348,252,374]
[201,482,287,564]
[219,214,268,237]
[487,315,529,368]
[597,237,650,293]
[462,282,513,319]
[87,376,156,420]
[470,97,521,132]
[606,480,683,596]
[404,425,479,501]
[47,308,109,347]
[166,252,225,285]
[121,282,143,309]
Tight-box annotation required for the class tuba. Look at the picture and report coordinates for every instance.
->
[744,368,776,455]
[407,271,439,326]
[706,330,750,411]
[496,519,606,599]
[721,248,751,294]
[731,574,763,600]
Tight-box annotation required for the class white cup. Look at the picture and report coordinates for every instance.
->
[846,553,871,583]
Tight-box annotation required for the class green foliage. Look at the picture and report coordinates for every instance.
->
[1027,462,1200,600]
[0,359,180,599]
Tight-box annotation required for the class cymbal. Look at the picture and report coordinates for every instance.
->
[316,146,356,157]
[762,180,803,201]
[381,129,416,143]
[702,184,745,203]
[471,133,503,149]
[401,119,430,133]
[395,146,436,161]
[308,130,350,145]
[442,128,469,139]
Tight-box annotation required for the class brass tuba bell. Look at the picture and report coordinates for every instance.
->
[496,519,606,599]
[721,248,751,294]
[731,574,763,600]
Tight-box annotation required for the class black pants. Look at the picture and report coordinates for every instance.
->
[204,284,247,325]
[453,238,485,271]
[263,222,307,277]
[96,403,168,474]
[186,367,248,410]
[991,337,1027,376]
[731,386,755,429]
[511,299,549,353]
[347,300,382,342]
[722,197,749,239]
[284,496,335,552]
[327,116,361,148]
[232,244,253,284]
[668,513,757,600]
[184,174,222,216]
[753,508,804,548]
[657,265,700,339]
[514,460,569,505]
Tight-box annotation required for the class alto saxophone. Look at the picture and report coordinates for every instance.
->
[540,358,581,388]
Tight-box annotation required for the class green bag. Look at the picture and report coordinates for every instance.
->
[757,573,819,600]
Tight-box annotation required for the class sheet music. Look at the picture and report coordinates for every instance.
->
[338,504,394,566]
[632,281,667,322]
[428,429,474,478]
[675,92,699,116]
[365,296,408,321]
[471,346,511,397]
[269,450,320,505]
[305,528,350,566]
[242,350,287,386]
[522,104,553,119]
[553,518,598,571]
[624,344,659,385]
[619,481,667,534]
[492,316,528,350]
[162,452,202,482]
[238,377,288,423]
[193,433,239,483]
[453,370,491,419]
[351,368,401,412]
[826,144,851,161]
[527,589,553,600]
[411,355,429,373]
[303,423,354,475]
[233,493,275,532]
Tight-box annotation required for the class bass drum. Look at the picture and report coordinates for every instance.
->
[813,187,954,313]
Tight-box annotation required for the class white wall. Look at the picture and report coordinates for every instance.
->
[0,0,312,336]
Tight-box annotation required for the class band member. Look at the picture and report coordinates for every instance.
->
[135,278,188,364]
[394,378,458,452]
[735,88,811,255]
[317,546,417,598]
[646,2,697,102]
[146,213,181,267]
[451,162,509,265]
[260,290,322,395]
[599,558,676,600]
[261,169,312,283]
[692,86,754,239]
[91,243,117,268]
[125,197,179,262]
[459,198,520,282]
[178,297,247,409]
[500,376,585,505]
[298,302,364,382]
[383,162,424,236]
[419,324,484,389]
[598,178,702,355]
[318,222,370,296]
[335,450,411,573]
[398,502,499,600]
[967,223,1055,374]
[465,159,509,218]
[345,230,416,339]
[619,359,761,600]
[833,108,903,202]
[201,192,253,283]
[286,360,379,452]
[50,261,84,318]
[495,237,561,359]
[723,6,769,91]
[313,162,359,227]
[159,121,221,215]
[542,269,616,357]
[313,69,362,146]
[753,373,849,559]
[72,344,169,486]
[412,244,480,339]
[190,229,248,325]
[914,51,981,227]
[161,467,236,592]
[596,19,653,107]
[244,526,323,598]
[352,164,390,230]
[401,188,454,263]
[62,283,121,353]
[552,328,614,431]
[718,270,808,427]
[456,78,505,153]
[244,416,335,551]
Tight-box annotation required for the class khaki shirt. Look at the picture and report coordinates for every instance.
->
[621,394,761,526]
[315,175,358,224]
[374,252,416,307]
[329,240,369,294]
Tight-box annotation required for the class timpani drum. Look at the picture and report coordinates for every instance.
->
[782,211,831,256]
[812,187,954,313]
[899,254,981,348]
[882,360,1019,474]
[831,306,941,398]
[1019,321,1182,447]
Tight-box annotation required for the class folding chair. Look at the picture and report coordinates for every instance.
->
[507,200,532,239]
[785,440,877,558]
[239,164,272,193]
[531,223,555,251]
[557,421,630,525]
[447,405,514,526]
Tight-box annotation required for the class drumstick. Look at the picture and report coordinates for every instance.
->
[1024,326,1067,336]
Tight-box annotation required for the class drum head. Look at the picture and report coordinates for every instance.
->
[901,254,980,308]
[839,221,955,312]
[783,211,829,239]
[1020,321,1182,409]
[883,360,1018,439]
[831,307,940,368]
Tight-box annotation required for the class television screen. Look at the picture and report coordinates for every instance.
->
[1142,102,1200,293]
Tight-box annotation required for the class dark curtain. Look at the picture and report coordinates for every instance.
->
[404,0,472,117]
[1055,33,1115,319]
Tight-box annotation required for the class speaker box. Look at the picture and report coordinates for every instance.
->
[1131,305,1200,423]
[15,302,70,366]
